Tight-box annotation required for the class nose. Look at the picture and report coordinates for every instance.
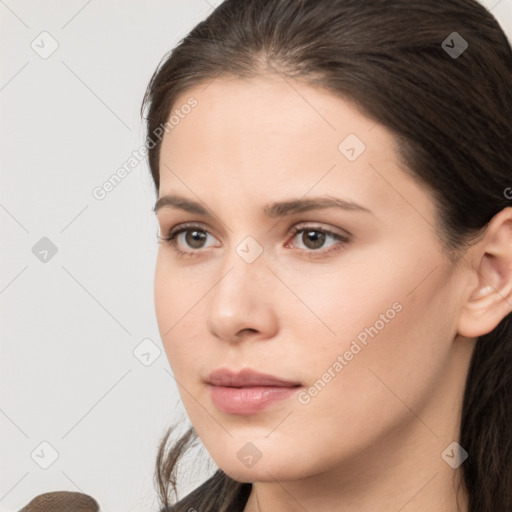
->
[206,245,278,344]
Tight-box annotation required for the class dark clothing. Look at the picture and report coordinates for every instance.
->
[161,471,252,512]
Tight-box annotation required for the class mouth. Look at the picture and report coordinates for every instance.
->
[205,368,302,415]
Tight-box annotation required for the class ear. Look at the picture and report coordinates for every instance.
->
[457,207,512,338]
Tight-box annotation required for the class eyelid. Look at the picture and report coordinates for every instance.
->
[162,222,220,244]
[290,221,351,240]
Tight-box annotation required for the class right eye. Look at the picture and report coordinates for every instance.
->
[158,223,220,256]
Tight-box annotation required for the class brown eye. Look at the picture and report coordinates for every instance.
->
[184,229,208,249]
[301,229,326,250]
[159,223,217,254]
[289,225,348,254]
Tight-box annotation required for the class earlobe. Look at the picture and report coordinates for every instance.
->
[457,208,512,339]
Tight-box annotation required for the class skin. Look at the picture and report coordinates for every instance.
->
[153,74,512,512]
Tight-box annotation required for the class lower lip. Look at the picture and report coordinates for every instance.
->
[208,385,300,415]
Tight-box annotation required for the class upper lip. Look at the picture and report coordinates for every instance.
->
[206,368,301,388]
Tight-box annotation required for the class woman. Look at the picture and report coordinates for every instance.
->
[141,0,512,511]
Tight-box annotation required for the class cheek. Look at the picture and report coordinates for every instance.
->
[316,273,454,424]
[154,259,214,385]
[153,256,172,335]
[154,255,191,368]
[153,252,195,329]
[296,254,455,408]
[280,262,403,367]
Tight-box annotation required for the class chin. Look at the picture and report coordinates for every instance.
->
[211,451,312,483]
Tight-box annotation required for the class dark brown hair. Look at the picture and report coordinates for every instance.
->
[141,1,512,511]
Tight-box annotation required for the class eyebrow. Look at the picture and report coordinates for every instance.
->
[154,194,373,218]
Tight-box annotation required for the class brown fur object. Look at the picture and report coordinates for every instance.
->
[18,491,100,512]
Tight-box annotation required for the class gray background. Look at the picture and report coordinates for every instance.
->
[1,1,511,511]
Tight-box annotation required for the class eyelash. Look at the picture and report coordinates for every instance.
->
[158,222,350,259]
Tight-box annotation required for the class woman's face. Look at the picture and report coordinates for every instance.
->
[154,74,472,483]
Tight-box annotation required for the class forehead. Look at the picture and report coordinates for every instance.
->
[160,75,391,178]
[161,74,383,157]
[157,75,435,231]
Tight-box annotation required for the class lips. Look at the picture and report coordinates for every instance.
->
[205,368,302,415]
[205,367,301,388]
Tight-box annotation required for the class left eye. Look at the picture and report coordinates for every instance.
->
[288,226,348,252]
